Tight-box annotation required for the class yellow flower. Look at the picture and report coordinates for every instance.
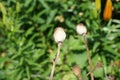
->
[95,0,101,11]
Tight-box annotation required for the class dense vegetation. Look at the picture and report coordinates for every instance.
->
[0,0,120,80]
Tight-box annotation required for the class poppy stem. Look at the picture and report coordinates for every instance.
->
[49,42,62,80]
[83,36,94,80]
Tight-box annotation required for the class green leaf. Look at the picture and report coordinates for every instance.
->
[46,9,57,25]
[94,67,104,78]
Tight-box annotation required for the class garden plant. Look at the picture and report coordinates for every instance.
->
[0,0,120,80]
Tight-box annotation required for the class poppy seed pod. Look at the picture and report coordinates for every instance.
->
[76,24,87,36]
[53,27,66,43]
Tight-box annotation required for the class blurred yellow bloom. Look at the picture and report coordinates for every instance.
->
[95,0,101,11]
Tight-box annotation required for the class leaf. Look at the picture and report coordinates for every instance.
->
[93,42,100,52]
[26,66,30,79]
[24,0,32,7]
[65,19,75,29]
[0,70,5,79]
[25,27,34,37]
[62,72,77,80]
[38,0,50,9]
[67,52,88,68]
[46,9,57,25]
[94,67,104,78]
[0,57,8,63]
[112,19,120,24]
[104,46,120,57]
[0,3,6,15]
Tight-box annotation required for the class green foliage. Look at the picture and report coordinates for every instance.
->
[0,0,120,80]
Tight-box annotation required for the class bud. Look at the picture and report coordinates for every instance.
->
[72,65,81,77]
[103,0,112,21]
[95,0,101,11]
[53,27,66,43]
[76,24,87,36]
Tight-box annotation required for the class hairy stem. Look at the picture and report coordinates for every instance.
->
[78,75,82,80]
[49,42,62,80]
[83,36,94,80]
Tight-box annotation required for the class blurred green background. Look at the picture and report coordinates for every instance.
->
[0,0,120,80]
